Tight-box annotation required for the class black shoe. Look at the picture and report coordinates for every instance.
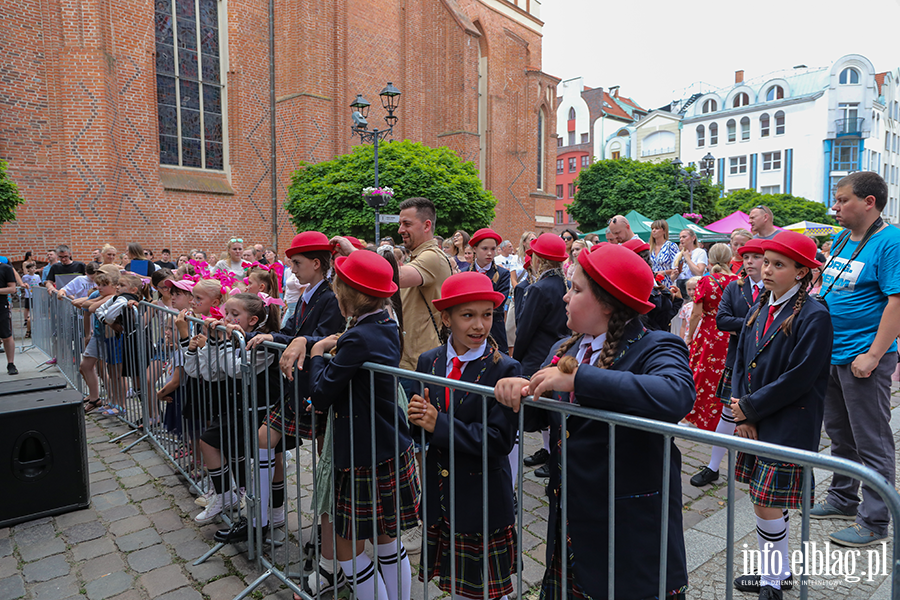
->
[690,466,719,487]
[214,517,250,543]
[758,585,783,600]
[534,463,551,478]
[7,363,18,375]
[734,573,793,593]
[523,448,550,467]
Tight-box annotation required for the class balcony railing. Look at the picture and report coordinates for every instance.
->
[641,146,675,157]
[835,117,864,136]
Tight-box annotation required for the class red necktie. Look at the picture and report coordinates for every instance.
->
[752,286,759,301]
[569,347,594,403]
[445,357,463,411]
[763,305,778,335]
[300,300,308,319]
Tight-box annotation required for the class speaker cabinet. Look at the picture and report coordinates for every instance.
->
[0,376,68,397]
[0,388,90,527]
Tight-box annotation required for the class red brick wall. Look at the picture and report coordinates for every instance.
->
[0,0,558,261]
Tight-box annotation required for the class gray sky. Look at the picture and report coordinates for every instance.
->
[541,0,900,109]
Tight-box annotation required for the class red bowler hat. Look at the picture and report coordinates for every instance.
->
[737,239,765,256]
[589,242,609,253]
[333,252,398,298]
[469,228,502,248]
[285,231,333,257]
[529,233,568,262]
[577,243,655,314]
[344,236,366,250]
[433,272,506,312]
[621,238,650,254]
[761,231,822,269]
[522,255,532,270]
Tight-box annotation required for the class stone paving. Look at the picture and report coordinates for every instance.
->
[1,349,899,599]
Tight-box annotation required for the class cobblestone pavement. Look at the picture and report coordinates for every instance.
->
[1,350,898,599]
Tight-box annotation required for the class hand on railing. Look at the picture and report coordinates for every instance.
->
[529,363,576,401]
[407,388,437,432]
[494,377,532,413]
[735,423,758,440]
[279,336,308,381]
[188,333,207,352]
[310,334,339,358]
[245,333,273,350]
[174,309,191,340]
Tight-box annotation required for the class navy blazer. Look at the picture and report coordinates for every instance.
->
[271,281,344,347]
[469,262,511,353]
[513,279,530,324]
[732,292,833,454]
[415,344,521,533]
[641,286,683,331]
[716,278,760,370]
[522,320,693,599]
[513,271,569,376]
[308,311,412,469]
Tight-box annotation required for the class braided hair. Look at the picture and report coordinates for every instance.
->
[746,267,812,337]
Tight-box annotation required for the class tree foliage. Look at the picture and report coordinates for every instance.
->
[716,189,835,227]
[0,161,25,233]
[567,158,721,231]
[285,141,496,240]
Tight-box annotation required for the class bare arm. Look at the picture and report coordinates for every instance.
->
[852,294,900,378]
[684,250,707,276]
[399,264,423,288]
[687,300,703,341]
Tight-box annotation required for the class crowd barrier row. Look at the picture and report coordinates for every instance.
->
[27,286,900,600]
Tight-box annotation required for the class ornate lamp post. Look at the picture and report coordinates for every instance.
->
[673,153,715,213]
[350,83,401,242]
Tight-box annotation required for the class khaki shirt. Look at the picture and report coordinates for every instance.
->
[399,238,454,370]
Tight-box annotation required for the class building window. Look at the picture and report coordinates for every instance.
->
[832,139,859,171]
[556,185,563,199]
[557,137,563,147]
[839,67,860,85]
[766,86,784,101]
[568,131,575,146]
[611,151,621,160]
[740,117,750,141]
[729,156,747,174]
[696,124,705,147]
[568,157,577,173]
[581,133,590,144]
[733,92,750,108]
[568,107,576,120]
[774,111,785,135]
[156,0,225,169]
[702,99,717,113]
[760,113,770,137]
[762,151,782,171]
[568,183,576,197]
[556,210,564,224]
[537,109,544,190]
[581,155,590,167]
[760,185,781,194]
[709,122,718,146]
[727,119,736,143]
[557,159,564,174]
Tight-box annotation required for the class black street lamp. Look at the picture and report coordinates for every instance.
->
[673,153,715,213]
[351,83,401,241]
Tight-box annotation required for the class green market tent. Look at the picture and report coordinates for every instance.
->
[584,210,655,242]
[666,214,729,244]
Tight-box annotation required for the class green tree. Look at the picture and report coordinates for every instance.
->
[0,161,25,233]
[567,158,721,231]
[716,189,834,226]
[285,141,496,240]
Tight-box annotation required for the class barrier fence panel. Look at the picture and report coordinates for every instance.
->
[30,292,900,600]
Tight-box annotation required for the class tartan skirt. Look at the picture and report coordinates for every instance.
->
[735,454,811,509]
[266,398,326,440]
[419,519,517,600]
[333,443,421,540]
[715,366,733,405]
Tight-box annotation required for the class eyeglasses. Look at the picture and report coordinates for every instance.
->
[561,236,573,241]
[229,238,243,243]
[607,217,618,225]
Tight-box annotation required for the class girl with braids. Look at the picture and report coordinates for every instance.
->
[685,243,739,431]
[495,243,694,600]
[407,271,522,600]
[730,231,832,600]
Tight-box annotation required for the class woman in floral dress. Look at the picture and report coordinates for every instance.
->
[685,243,737,430]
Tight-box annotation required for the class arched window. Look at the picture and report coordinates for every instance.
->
[702,99,717,113]
[740,116,750,140]
[568,107,576,120]
[766,86,784,101]
[537,109,545,190]
[727,119,736,143]
[709,122,718,145]
[760,113,770,137]
[775,110,785,135]
[839,68,860,85]
[733,92,750,108]
[696,124,705,147]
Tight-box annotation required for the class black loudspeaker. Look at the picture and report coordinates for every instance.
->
[0,376,68,397]
[0,388,90,527]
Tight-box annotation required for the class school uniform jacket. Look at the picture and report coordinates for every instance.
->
[308,310,412,469]
[523,320,693,599]
[469,262,511,353]
[415,345,521,534]
[512,271,569,376]
[513,278,530,324]
[715,278,758,370]
[641,286,683,332]
[732,292,833,454]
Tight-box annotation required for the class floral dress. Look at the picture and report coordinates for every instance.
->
[686,271,738,430]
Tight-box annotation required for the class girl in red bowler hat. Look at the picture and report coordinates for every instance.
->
[467,228,512,354]
[495,243,694,600]
[307,250,421,600]
[406,271,522,600]
[729,231,833,599]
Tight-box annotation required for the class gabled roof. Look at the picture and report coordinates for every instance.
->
[875,72,888,95]
[581,87,634,122]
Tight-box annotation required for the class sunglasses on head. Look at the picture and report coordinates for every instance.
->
[607,217,618,225]
[230,238,243,243]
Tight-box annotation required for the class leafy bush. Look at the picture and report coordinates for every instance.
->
[0,161,25,233]
[717,189,834,226]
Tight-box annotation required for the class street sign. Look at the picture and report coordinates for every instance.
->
[378,214,400,223]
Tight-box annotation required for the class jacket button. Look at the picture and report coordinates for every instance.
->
[441,469,449,477]
[566,430,570,439]
[750,362,757,368]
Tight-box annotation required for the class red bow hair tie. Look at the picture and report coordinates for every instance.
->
[209,306,225,319]
[257,292,286,308]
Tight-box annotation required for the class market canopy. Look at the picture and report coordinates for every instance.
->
[666,214,730,243]
[784,221,844,236]
[706,211,751,234]
[583,209,655,242]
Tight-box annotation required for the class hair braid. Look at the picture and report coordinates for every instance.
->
[555,333,585,361]
[781,271,813,336]
[596,306,634,369]
[746,289,772,328]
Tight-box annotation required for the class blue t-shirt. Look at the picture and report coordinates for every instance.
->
[88,290,104,338]
[821,226,900,365]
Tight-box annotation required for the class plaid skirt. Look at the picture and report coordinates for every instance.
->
[419,519,516,600]
[735,454,811,509]
[267,398,326,440]
[333,443,421,540]
[715,366,733,404]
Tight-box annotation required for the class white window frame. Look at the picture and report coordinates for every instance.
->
[762,151,782,171]
[729,156,747,175]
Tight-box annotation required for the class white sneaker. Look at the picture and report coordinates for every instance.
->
[401,524,423,558]
[194,491,238,524]
[305,561,346,595]
[284,449,294,463]
[271,505,285,527]
[194,487,216,507]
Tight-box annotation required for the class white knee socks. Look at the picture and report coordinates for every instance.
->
[377,539,411,600]
[340,551,389,600]
[541,428,550,452]
[255,447,275,527]
[707,405,737,472]
[756,511,790,589]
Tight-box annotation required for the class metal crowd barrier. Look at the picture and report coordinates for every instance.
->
[29,292,900,600]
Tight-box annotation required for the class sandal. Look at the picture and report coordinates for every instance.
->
[84,399,103,414]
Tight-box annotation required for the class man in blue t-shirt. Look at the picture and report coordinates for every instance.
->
[811,172,900,548]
